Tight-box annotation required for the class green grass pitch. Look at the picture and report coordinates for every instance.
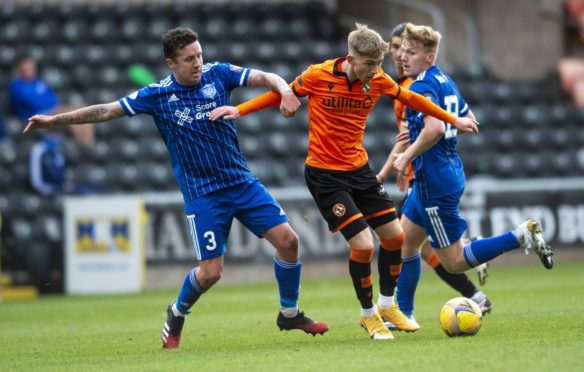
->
[1,261,583,371]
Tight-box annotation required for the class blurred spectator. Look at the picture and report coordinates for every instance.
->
[558,0,584,108]
[29,127,104,197]
[29,129,72,196]
[9,56,95,148]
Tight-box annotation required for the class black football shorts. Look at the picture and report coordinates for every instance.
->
[304,163,398,240]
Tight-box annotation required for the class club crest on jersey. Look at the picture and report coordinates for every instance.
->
[201,83,217,99]
[332,203,346,217]
[361,82,371,94]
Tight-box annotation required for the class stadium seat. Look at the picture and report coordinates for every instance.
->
[146,18,173,42]
[0,141,16,166]
[31,21,59,44]
[247,160,277,185]
[135,161,174,190]
[202,18,229,42]
[523,151,554,177]
[492,82,513,103]
[109,138,140,161]
[260,17,287,40]
[267,132,290,158]
[551,151,578,176]
[137,137,168,162]
[0,167,12,193]
[1,20,29,43]
[0,46,17,71]
[549,104,573,125]
[520,104,548,127]
[232,18,257,41]
[239,135,265,160]
[61,19,88,43]
[54,45,79,68]
[523,128,546,150]
[493,153,521,177]
[280,41,303,65]
[491,105,520,128]
[71,163,105,186]
[120,19,144,42]
[89,18,118,42]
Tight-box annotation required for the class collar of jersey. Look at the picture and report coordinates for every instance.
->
[170,73,201,89]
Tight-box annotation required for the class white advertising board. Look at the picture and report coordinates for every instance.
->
[64,196,145,294]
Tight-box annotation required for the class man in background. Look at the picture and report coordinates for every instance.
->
[10,56,94,148]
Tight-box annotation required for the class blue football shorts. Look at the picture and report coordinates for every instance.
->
[183,177,288,261]
[401,187,468,249]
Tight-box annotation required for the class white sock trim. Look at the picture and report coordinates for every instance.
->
[377,294,394,309]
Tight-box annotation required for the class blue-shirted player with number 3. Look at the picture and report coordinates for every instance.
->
[23,27,328,348]
[393,24,554,324]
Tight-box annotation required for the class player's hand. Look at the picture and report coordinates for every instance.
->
[395,130,410,143]
[279,90,300,118]
[453,116,479,134]
[393,152,411,188]
[23,115,54,134]
[396,173,409,192]
[209,106,240,121]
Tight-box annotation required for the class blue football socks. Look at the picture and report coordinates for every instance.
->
[396,252,422,317]
[175,268,206,315]
[463,232,519,267]
[274,257,301,312]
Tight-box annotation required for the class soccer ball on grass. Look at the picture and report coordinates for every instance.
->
[439,297,483,337]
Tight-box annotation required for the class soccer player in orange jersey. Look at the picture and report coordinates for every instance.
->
[210,23,479,340]
[376,24,491,322]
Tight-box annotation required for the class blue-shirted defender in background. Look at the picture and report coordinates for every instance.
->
[23,27,329,348]
[392,23,554,325]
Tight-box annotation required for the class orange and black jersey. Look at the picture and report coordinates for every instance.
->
[394,76,414,129]
[235,58,457,171]
[292,58,403,171]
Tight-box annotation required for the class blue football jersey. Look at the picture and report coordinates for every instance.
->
[119,62,253,200]
[405,65,470,199]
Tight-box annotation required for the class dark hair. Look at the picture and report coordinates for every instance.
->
[390,23,407,38]
[162,27,199,61]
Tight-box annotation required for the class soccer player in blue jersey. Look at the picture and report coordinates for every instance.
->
[392,23,554,323]
[377,23,492,321]
[23,27,328,348]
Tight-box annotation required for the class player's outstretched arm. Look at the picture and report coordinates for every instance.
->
[209,91,281,121]
[396,88,479,134]
[23,102,126,134]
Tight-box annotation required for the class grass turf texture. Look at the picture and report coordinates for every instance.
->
[1,262,583,371]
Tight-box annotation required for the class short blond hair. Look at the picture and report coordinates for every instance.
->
[402,23,442,55]
[347,23,389,58]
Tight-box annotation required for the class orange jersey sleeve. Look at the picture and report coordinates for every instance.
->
[297,59,395,171]
[236,91,280,116]
[396,88,457,124]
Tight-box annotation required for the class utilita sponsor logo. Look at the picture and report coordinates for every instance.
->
[322,96,373,110]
